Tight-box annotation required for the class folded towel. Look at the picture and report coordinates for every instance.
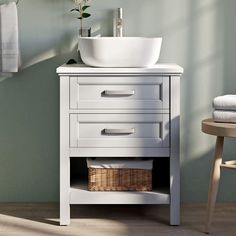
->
[213,95,236,111]
[0,2,19,73]
[213,110,236,123]
[87,158,153,170]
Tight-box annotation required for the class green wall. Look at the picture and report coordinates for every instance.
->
[0,0,236,202]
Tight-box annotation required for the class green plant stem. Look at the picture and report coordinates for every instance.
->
[79,4,83,36]
[80,19,83,36]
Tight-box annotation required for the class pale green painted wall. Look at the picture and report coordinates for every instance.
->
[0,0,236,202]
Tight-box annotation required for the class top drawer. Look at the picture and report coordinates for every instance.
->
[70,76,169,110]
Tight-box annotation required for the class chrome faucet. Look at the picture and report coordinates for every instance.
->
[114,8,123,37]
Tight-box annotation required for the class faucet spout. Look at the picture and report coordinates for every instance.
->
[114,8,123,37]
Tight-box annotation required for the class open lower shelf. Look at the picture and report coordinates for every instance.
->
[70,157,170,205]
[70,181,169,205]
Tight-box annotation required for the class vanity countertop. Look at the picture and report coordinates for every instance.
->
[57,63,184,75]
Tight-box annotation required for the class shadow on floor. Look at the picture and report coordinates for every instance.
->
[0,203,211,236]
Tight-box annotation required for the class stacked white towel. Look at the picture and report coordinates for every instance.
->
[213,95,236,123]
[0,2,19,73]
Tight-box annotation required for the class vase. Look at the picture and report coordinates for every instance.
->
[78,27,91,62]
[79,27,91,37]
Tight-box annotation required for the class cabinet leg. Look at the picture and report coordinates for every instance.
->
[60,157,70,226]
[60,78,71,226]
[170,76,180,226]
[60,203,70,226]
[170,155,180,226]
[205,136,224,233]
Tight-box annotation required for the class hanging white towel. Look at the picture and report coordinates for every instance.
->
[213,95,236,111]
[0,2,19,73]
[213,110,236,123]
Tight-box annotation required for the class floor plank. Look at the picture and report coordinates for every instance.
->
[0,203,235,236]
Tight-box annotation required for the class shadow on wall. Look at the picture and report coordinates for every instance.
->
[178,0,236,202]
[0,55,66,202]
[17,0,80,69]
[0,0,81,202]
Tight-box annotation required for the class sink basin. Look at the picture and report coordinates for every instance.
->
[78,37,162,67]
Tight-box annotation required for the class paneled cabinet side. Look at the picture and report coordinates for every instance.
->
[60,76,70,225]
[170,75,181,225]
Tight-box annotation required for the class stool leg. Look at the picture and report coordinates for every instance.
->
[205,136,224,233]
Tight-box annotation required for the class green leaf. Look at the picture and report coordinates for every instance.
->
[71,8,80,12]
[82,5,90,11]
[82,13,91,18]
[78,17,83,20]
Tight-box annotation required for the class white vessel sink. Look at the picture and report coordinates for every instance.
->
[78,37,162,68]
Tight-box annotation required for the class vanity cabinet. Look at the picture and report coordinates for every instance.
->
[57,64,183,226]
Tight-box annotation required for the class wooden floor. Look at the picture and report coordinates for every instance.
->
[0,204,236,236]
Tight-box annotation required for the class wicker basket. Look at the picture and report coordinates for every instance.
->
[88,168,152,191]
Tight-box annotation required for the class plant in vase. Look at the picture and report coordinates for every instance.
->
[71,0,91,37]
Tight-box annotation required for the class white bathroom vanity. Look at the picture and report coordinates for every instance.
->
[57,63,183,226]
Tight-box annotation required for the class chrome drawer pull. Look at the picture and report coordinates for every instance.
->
[102,90,135,96]
[103,128,135,135]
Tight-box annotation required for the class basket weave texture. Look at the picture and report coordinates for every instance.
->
[88,168,152,191]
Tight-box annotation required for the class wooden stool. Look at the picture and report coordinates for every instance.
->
[202,118,236,233]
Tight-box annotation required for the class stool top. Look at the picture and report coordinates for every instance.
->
[202,118,236,137]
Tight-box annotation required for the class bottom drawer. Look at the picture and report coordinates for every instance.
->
[70,114,169,148]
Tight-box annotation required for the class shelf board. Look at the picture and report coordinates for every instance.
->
[70,182,170,205]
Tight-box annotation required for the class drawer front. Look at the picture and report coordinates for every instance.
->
[70,76,169,110]
[70,114,169,148]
